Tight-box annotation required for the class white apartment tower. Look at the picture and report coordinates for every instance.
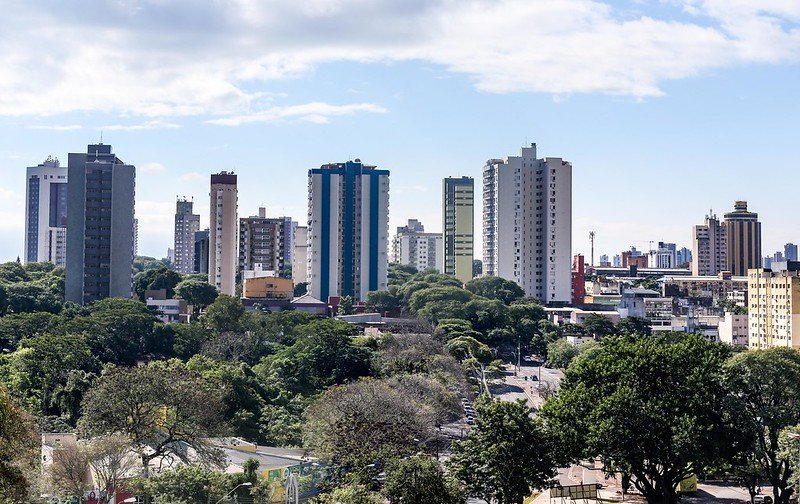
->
[308,160,389,302]
[209,172,238,296]
[174,198,200,274]
[483,143,572,303]
[692,211,727,276]
[292,225,309,285]
[391,220,443,273]
[25,156,68,266]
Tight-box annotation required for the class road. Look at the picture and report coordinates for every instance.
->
[492,360,564,409]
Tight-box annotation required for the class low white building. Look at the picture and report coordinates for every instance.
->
[718,312,748,346]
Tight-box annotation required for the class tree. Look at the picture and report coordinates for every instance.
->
[316,483,384,504]
[174,280,219,313]
[135,465,236,504]
[543,333,736,504]
[581,313,616,337]
[462,298,509,334]
[464,276,524,305]
[383,455,463,504]
[616,316,652,336]
[304,378,434,481]
[4,282,63,314]
[293,281,308,297]
[202,294,245,333]
[134,267,183,301]
[338,295,355,316]
[725,348,800,504]
[449,399,555,504]
[2,333,99,421]
[77,298,160,365]
[545,338,580,369]
[49,443,91,503]
[364,290,400,315]
[408,286,472,314]
[87,434,140,504]
[79,363,228,477]
[433,319,482,342]
[0,388,37,502]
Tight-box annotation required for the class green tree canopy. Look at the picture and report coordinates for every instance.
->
[133,267,183,301]
[384,454,463,504]
[449,399,555,504]
[581,313,616,337]
[174,279,219,312]
[465,276,525,305]
[364,290,400,314]
[725,348,800,504]
[79,362,228,477]
[0,387,37,502]
[616,316,652,336]
[202,294,246,333]
[543,333,736,504]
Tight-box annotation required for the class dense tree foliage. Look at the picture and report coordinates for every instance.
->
[465,276,525,305]
[0,387,37,502]
[543,333,737,504]
[449,399,555,504]
[725,348,800,504]
[79,363,228,476]
[384,455,464,504]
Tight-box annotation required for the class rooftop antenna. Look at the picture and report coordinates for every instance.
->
[100,130,103,144]
[589,231,595,268]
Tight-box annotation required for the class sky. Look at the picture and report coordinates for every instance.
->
[1,0,799,262]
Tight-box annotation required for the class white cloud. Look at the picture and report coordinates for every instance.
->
[0,0,797,118]
[141,162,166,173]
[179,172,206,182]
[101,120,181,131]
[207,102,387,126]
[28,124,82,131]
[134,200,175,238]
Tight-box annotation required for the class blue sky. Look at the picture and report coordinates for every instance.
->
[0,0,798,262]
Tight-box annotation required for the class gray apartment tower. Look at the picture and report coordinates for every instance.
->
[238,208,294,277]
[194,229,210,274]
[65,144,136,305]
[174,198,200,274]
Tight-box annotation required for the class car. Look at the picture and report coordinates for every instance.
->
[530,375,539,381]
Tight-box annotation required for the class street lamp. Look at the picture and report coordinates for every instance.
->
[214,482,252,504]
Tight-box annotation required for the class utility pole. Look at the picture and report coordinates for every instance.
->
[589,231,596,267]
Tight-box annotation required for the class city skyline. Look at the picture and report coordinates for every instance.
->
[1,1,798,262]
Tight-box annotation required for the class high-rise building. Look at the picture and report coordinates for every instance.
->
[571,254,585,305]
[482,144,572,303]
[650,242,677,269]
[209,172,238,296]
[194,229,209,274]
[613,254,622,267]
[443,177,474,284]
[786,243,798,262]
[292,225,308,285]
[676,247,692,267]
[692,211,727,276]
[391,219,443,273]
[65,144,136,305]
[238,208,294,277]
[308,159,389,302]
[174,198,200,274]
[724,200,761,276]
[24,156,68,266]
[748,261,800,349]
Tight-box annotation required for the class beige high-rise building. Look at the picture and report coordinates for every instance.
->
[209,172,238,296]
[292,225,308,285]
[443,177,474,284]
[748,263,800,349]
[724,201,761,276]
[692,211,727,276]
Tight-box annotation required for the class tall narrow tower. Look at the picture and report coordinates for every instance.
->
[483,143,572,303]
[65,143,136,305]
[209,172,238,296]
[308,159,389,302]
[443,177,474,284]
[174,198,200,274]
[724,200,761,276]
[24,156,68,266]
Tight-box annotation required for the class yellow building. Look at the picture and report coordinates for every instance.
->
[748,263,800,349]
[443,176,474,284]
[243,276,294,300]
